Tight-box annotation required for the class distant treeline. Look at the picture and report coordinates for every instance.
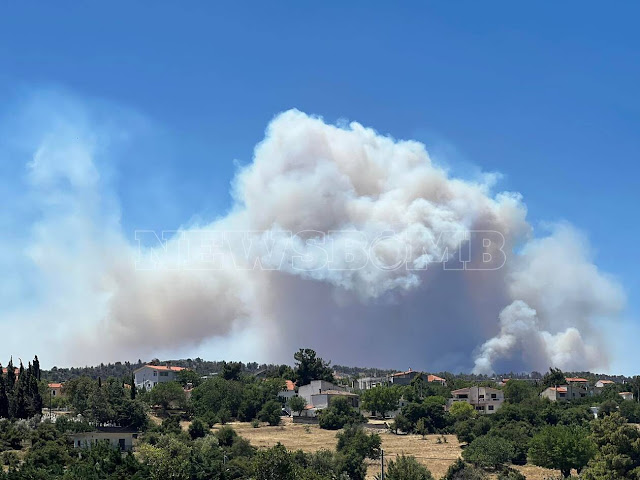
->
[42,357,636,385]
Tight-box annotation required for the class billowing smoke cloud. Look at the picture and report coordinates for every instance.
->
[0,96,626,372]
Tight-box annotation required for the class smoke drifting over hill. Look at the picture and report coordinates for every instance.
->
[2,99,625,372]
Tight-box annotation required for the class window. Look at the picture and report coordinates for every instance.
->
[490,393,497,399]
[52,390,56,396]
[153,371,157,376]
[488,405,494,411]
[479,395,485,399]
[160,372,169,377]
[458,394,468,399]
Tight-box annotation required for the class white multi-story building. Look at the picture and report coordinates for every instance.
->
[133,364,186,390]
[448,386,504,414]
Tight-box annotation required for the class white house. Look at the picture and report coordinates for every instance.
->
[278,380,297,401]
[541,378,591,402]
[595,379,615,389]
[133,365,186,390]
[69,427,138,452]
[298,380,344,404]
[355,376,386,390]
[448,386,504,414]
[296,380,359,416]
[620,392,634,401]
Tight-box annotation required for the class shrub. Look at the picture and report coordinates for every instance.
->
[318,397,364,430]
[384,454,434,480]
[216,426,237,447]
[497,468,526,480]
[188,418,207,439]
[258,400,282,426]
[462,436,515,470]
[442,459,487,480]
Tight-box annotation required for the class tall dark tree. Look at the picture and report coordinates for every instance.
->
[12,362,27,419]
[0,370,8,418]
[6,357,16,389]
[33,355,41,381]
[293,348,334,386]
[221,361,243,381]
[542,368,566,388]
[131,374,137,400]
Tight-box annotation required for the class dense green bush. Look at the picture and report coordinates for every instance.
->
[318,396,364,430]
[462,435,515,470]
[383,454,434,480]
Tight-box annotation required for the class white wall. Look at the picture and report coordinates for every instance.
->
[134,366,180,390]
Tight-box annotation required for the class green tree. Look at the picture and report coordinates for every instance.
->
[318,396,364,430]
[454,416,491,444]
[149,381,186,411]
[598,399,618,417]
[401,400,447,433]
[138,436,191,480]
[361,386,401,418]
[336,425,381,480]
[221,361,243,381]
[253,443,297,480]
[0,372,8,418]
[442,459,487,480]
[449,401,475,421]
[389,413,412,434]
[503,380,536,404]
[287,395,307,416]
[489,420,534,465]
[176,368,202,388]
[528,425,595,477]
[258,399,282,426]
[416,418,428,439]
[383,454,434,480]
[130,374,136,400]
[462,435,514,470]
[582,412,640,480]
[620,400,640,423]
[293,349,334,386]
[188,418,207,439]
[542,368,565,388]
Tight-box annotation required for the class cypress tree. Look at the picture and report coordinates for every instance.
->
[130,374,136,400]
[25,362,42,416]
[6,358,16,389]
[33,355,41,381]
[0,368,8,418]
[12,362,27,419]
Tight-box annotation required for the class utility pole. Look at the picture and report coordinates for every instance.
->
[380,449,384,480]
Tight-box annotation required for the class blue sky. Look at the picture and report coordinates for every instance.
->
[1,3,638,372]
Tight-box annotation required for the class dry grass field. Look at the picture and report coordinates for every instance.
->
[217,418,556,479]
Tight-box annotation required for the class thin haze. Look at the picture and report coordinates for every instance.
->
[0,94,625,373]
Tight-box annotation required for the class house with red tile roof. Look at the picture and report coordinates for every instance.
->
[427,374,446,385]
[48,383,64,398]
[133,364,187,390]
[278,380,297,401]
[447,386,504,414]
[541,381,590,401]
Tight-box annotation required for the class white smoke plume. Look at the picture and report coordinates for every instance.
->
[0,96,626,372]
